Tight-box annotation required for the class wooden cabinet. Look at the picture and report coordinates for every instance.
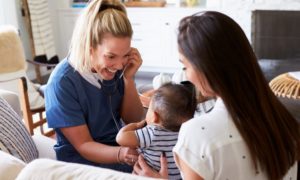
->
[56,7,203,72]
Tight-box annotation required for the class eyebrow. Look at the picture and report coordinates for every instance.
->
[105,53,115,56]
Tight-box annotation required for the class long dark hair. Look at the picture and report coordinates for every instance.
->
[178,11,299,180]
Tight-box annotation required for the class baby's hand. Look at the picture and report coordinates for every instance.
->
[117,120,146,147]
[136,120,147,129]
[122,120,146,131]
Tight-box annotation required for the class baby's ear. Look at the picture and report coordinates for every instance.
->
[153,111,161,124]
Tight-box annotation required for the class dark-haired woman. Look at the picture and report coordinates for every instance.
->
[134,11,299,180]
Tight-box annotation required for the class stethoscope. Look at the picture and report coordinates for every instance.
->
[97,70,125,131]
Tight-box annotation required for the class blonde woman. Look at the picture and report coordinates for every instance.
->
[45,0,144,172]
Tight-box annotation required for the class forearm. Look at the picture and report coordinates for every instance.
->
[78,141,120,164]
[121,78,144,123]
[116,122,141,147]
[61,125,121,164]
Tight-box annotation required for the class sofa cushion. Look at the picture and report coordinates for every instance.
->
[0,151,25,180]
[31,134,56,159]
[0,98,38,163]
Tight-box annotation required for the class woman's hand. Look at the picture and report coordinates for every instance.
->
[124,48,142,80]
[133,154,169,179]
[119,147,139,166]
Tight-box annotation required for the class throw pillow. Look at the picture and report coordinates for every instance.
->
[0,89,21,117]
[0,151,25,180]
[0,98,38,163]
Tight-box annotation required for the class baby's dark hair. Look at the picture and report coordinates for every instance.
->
[151,82,197,132]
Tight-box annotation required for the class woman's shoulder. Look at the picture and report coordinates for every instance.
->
[48,59,80,85]
[185,99,228,126]
[179,99,238,143]
[51,59,76,77]
[180,114,227,140]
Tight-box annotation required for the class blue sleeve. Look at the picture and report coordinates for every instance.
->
[45,76,85,128]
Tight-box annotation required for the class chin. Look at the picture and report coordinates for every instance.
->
[102,73,115,81]
[102,76,114,81]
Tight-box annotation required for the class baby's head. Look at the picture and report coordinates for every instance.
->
[146,82,197,132]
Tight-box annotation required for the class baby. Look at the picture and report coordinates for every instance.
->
[116,82,197,179]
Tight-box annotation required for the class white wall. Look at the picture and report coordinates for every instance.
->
[0,0,19,28]
[206,0,300,41]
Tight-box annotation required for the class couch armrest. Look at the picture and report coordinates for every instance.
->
[16,159,156,180]
[31,134,56,159]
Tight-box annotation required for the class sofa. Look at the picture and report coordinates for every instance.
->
[258,59,300,123]
[0,90,155,180]
[0,90,55,180]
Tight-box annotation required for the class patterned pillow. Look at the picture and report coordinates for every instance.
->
[0,97,38,163]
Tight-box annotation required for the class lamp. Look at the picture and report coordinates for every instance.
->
[269,72,300,100]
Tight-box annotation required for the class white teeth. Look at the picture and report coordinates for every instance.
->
[107,68,117,73]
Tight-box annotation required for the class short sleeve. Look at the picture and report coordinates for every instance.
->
[45,76,85,128]
[173,120,214,180]
[135,126,152,148]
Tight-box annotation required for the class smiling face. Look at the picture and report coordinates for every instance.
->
[179,52,215,97]
[90,33,131,80]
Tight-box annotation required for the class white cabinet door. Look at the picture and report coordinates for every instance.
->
[127,8,203,72]
[128,8,179,72]
[163,8,205,69]
[161,14,181,69]
[128,11,165,69]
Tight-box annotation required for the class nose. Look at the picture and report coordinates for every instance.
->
[114,62,123,70]
[114,59,126,70]
[115,58,128,70]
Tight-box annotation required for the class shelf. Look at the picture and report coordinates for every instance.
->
[124,1,166,7]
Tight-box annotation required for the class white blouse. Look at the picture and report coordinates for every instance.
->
[173,98,297,180]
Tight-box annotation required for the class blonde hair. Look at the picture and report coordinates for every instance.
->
[68,0,133,73]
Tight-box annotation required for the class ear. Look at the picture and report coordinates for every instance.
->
[152,111,160,124]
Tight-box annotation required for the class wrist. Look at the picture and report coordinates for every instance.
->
[117,147,124,164]
[123,76,135,84]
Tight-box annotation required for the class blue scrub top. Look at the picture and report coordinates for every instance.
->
[45,59,131,171]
